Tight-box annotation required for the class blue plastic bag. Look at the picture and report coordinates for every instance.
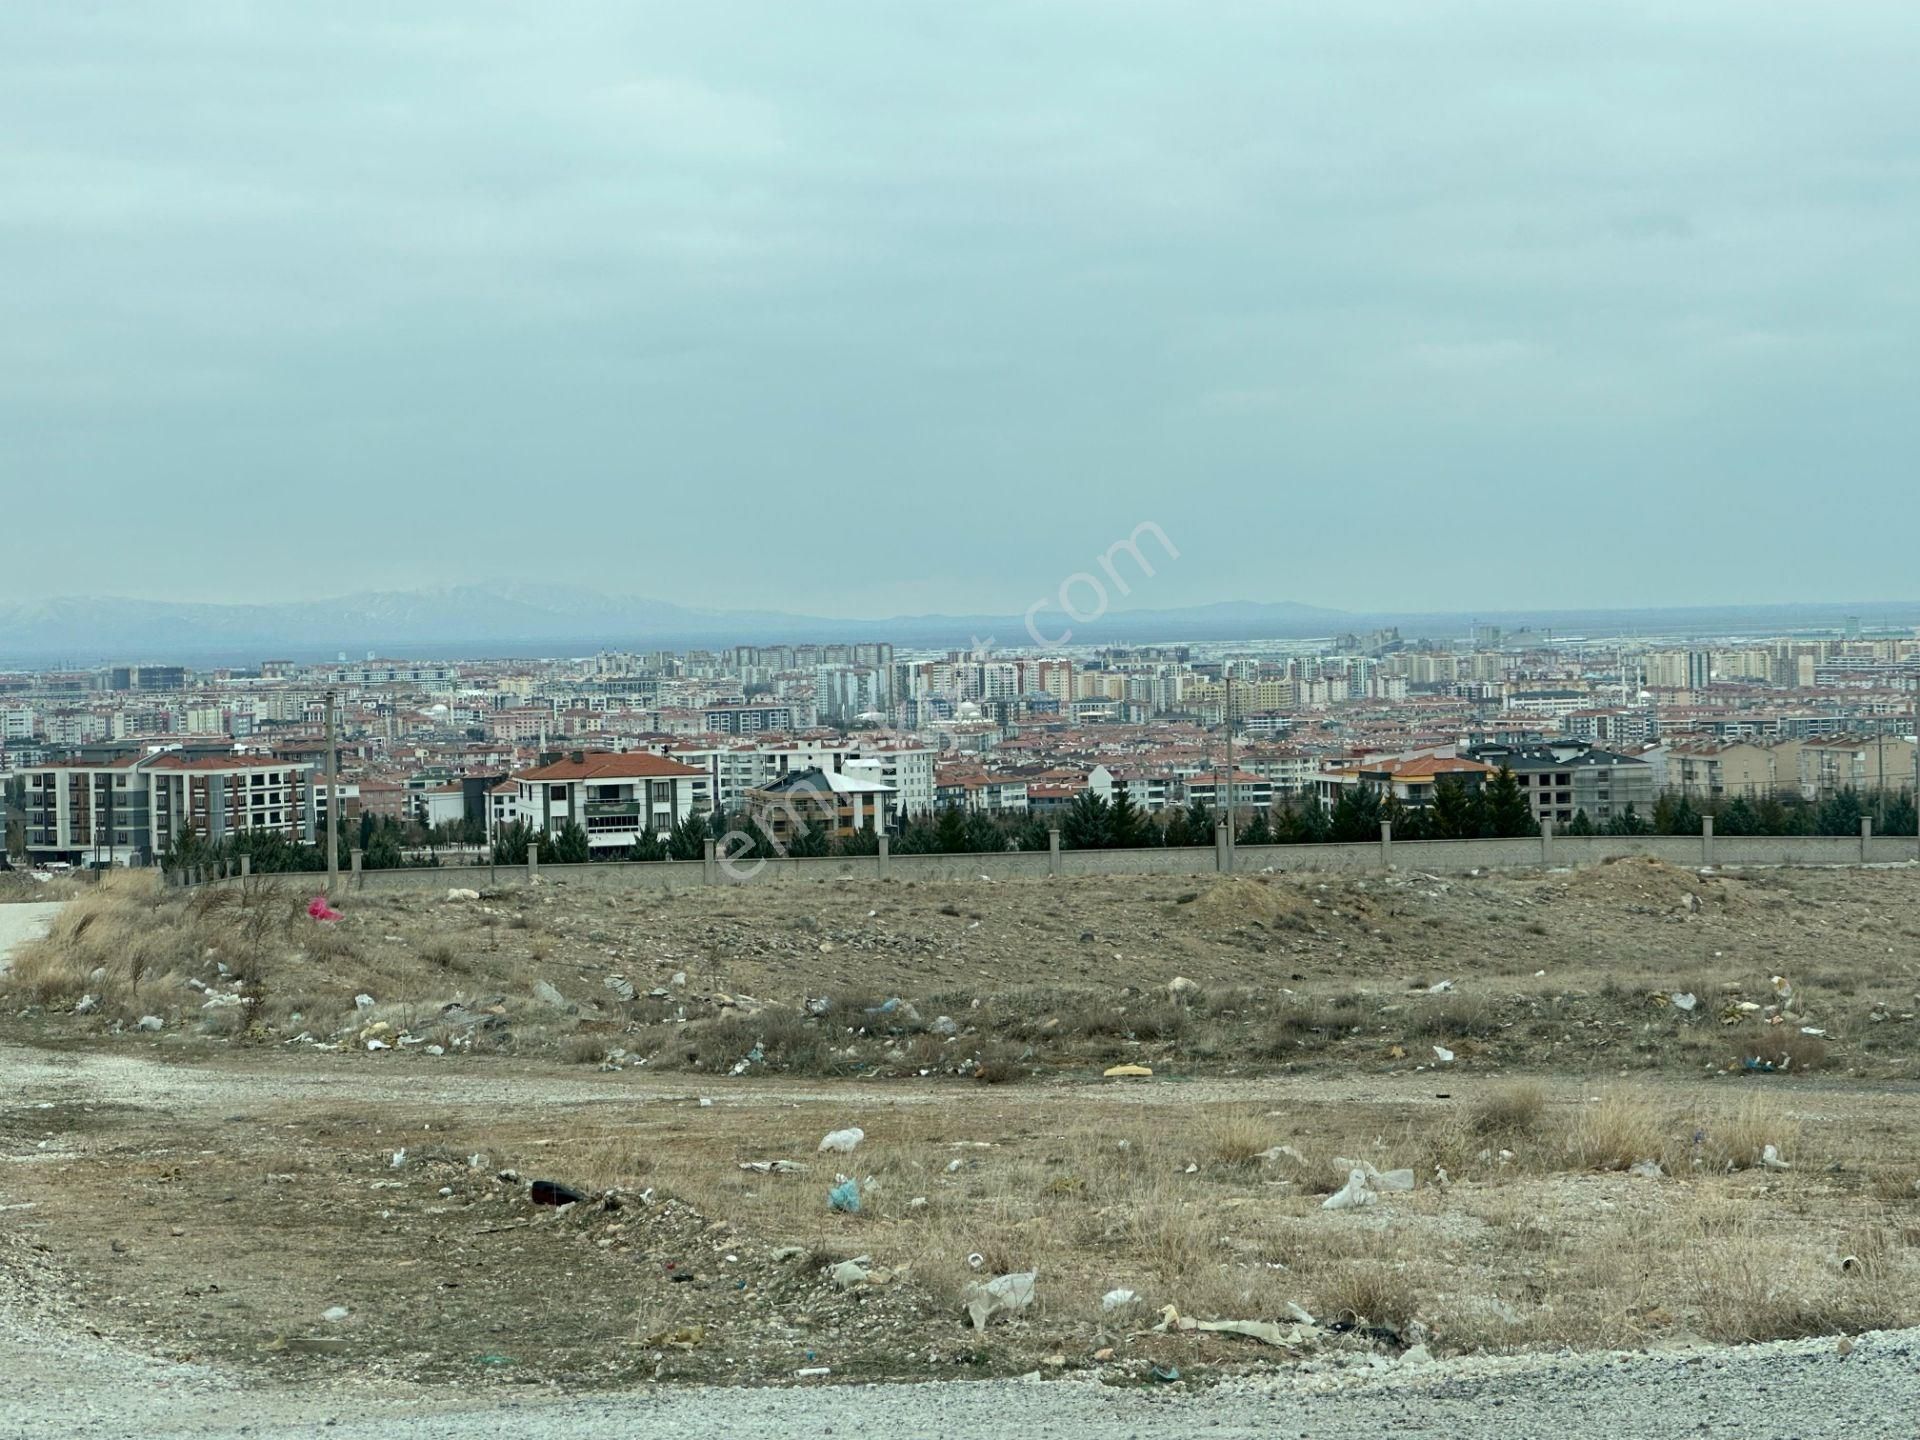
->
[827,1178,861,1214]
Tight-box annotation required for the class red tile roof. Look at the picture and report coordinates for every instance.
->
[518,752,704,781]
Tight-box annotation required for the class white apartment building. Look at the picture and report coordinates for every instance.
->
[510,750,711,854]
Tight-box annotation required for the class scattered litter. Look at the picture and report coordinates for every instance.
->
[966,1252,986,1271]
[1167,976,1200,998]
[322,1306,350,1323]
[819,1127,865,1154]
[1287,1302,1316,1325]
[1258,1143,1309,1167]
[1800,1026,1827,1038]
[931,1015,959,1036]
[641,1324,706,1348]
[739,1160,809,1175]
[389,1149,407,1169]
[1150,1365,1181,1383]
[1629,1160,1665,1179]
[306,896,342,922]
[74,995,98,1016]
[964,1271,1037,1330]
[830,1257,871,1289]
[353,994,375,1010]
[1671,992,1698,1013]
[771,1246,807,1263]
[604,976,636,1002]
[1195,1318,1312,1348]
[1322,1167,1380,1210]
[827,1178,862,1214]
[445,888,479,902]
[136,1015,164,1032]
[528,1179,587,1207]
[1101,1288,1140,1312]
[794,1366,831,1379]
[1427,980,1454,994]
[1103,1064,1153,1078]
[1760,1144,1791,1171]
[1431,1046,1455,1064]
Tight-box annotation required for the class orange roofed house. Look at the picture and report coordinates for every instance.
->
[507,750,712,855]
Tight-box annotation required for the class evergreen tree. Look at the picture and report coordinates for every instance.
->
[1008,816,1051,851]
[934,805,971,854]
[1565,808,1596,836]
[1882,790,1918,838]
[627,830,667,861]
[492,818,532,865]
[1161,805,1192,848]
[1061,791,1111,850]
[551,819,591,864]
[1605,805,1651,836]
[836,826,881,857]
[1716,795,1760,836]
[1816,787,1866,836]
[1107,790,1150,849]
[786,824,831,858]
[1653,792,1700,836]
[666,811,710,861]
[1482,767,1536,838]
[1329,785,1382,843]
[1430,776,1486,840]
[963,812,1006,853]
[1237,810,1274,845]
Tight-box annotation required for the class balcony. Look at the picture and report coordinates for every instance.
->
[583,800,644,818]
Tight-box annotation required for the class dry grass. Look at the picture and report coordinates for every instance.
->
[1568,1089,1673,1172]
[1469,1083,1548,1139]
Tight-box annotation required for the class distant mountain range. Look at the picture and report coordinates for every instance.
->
[2,584,1918,666]
[0,585,1351,664]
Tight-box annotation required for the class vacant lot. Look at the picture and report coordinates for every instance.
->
[2,863,1919,1400]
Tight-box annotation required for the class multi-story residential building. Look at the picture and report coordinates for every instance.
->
[745,766,895,843]
[1659,739,1802,800]
[508,750,711,854]
[1468,742,1655,825]
[1316,755,1495,810]
[933,769,1031,814]
[1184,770,1275,814]
[1087,764,1177,813]
[23,752,316,865]
[1796,737,1917,799]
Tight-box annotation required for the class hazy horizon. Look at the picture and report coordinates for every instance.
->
[6,3,1917,617]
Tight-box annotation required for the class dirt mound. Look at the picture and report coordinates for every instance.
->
[1182,875,1317,932]
[1568,855,1739,910]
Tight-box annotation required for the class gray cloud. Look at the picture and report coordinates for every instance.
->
[4,1,1918,618]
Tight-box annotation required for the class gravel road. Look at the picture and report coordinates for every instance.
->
[0,902,60,974]
[5,1034,1918,1438]
[1,1326,1914,1439]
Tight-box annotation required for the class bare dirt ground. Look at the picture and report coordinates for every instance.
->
[2,863,1920,1414]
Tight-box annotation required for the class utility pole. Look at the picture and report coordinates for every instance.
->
[1224,671,1235,839]
[325,689,338,897]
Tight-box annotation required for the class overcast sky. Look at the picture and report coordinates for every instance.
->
[4,2,1917,619]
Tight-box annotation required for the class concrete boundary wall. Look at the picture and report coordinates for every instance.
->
[178,825,1920,897]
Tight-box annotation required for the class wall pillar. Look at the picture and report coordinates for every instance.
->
[528,841,539,881]
[1701,815,1714,867]
[1539,816,1553,867]
[1380,819,1393,866]
[1214,822,1230,874]
[350,848,363,887]
[702,837,717,885]
[239,855,251,880]
[1048,827,1062,877]
[877,831,890,878]
[1861,815,1873,863]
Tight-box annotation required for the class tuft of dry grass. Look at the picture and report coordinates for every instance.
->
[1470,1083,1548,1139]
[1316,1262,1419,1330]
[1568,1089,1670,1173]
[1191,1107,1277,1168]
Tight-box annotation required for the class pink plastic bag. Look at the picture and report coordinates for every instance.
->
[307,896,342,922]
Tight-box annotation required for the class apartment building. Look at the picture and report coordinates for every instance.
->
[23,751,316,865]
[1469,742,1655,824]
[1796,737,1917,799]
[1659,740,1803,800]
[1317,755,1495,809]
[934,769,1031,814]
[509,750,711,855]
[745,766,895,843]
